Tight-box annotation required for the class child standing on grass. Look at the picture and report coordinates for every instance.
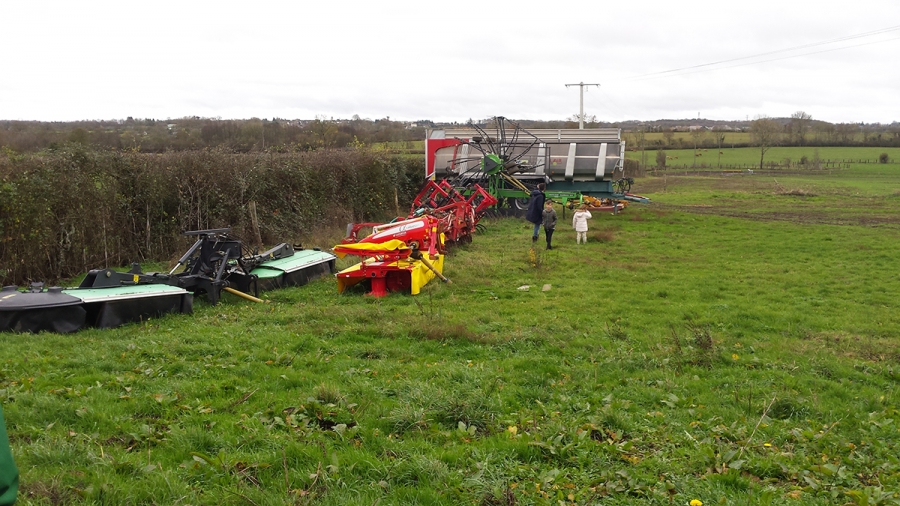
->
[572,205,592,244]
[542,201,557,250]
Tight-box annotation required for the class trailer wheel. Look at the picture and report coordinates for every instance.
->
[503,197,529,218]
[510,197,530,211]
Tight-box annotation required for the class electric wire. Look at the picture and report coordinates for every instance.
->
[621,25,900,82]
[587,89,631,119]
[591,28,900,120]
[625,36,900,82]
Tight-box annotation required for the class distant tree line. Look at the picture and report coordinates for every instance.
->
[4,114,897,154]
[0,116,433,153]
[623,112,900,151]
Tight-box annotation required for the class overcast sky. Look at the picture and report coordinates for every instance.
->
[2,1,898,124]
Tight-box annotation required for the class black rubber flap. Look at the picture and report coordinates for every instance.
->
[85,293,193,329]
[0,305,87,333]
[256,259,334,293]
[283,261,333,288]
[256,275,284,293]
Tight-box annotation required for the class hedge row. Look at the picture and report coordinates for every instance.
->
[0,146,424,285]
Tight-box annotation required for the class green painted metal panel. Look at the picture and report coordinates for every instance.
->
[251,268,282,279]
[251,250,335,275]
[64,284,187,303]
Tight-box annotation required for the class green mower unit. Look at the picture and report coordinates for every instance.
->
[0,228,336,333]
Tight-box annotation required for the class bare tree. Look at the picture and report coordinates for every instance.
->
[689,127,705,168]
[662,130,675,148]
[635,125,647,169]
[712,128,726,168]
[813,122,834,144]
[835,123,859,144]
[750,117,781,171]
[570,114,598,126]
[790,111,812,146]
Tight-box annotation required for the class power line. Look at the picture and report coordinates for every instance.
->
[624,36,900,82]
[583,89,630,121]
[621,25,900,82]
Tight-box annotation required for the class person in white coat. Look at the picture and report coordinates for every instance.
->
[572,205,593,244]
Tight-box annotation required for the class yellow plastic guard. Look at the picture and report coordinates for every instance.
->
[335,254,444,295]
[410,254,444,295]
[332,239,408,259]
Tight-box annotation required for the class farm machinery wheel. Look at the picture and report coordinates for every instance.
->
[510,197,530,211]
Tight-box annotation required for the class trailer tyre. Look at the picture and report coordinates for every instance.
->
[510,197,530,210]
[505,197,529,218]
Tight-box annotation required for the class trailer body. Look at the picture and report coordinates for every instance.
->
[427,127,625,189]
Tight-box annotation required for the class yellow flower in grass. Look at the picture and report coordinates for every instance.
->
[690,500,703,506]
[732,353,739,360]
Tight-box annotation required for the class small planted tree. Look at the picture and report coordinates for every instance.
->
[689,128,705,168]
[712,128,726,168]
[879,153,889,164]
[750,117,782,171]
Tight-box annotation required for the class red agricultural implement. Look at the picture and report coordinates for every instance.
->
[408,179,497,244]
[333,182,497,297]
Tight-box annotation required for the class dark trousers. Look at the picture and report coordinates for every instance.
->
[544,227,554,248]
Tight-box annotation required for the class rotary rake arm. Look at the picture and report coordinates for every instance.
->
[495,117,541,173]
[450,117,543,180]
[434,117,549,213]
[410,180,497,244]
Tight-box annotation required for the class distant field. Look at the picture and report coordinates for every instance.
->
[629,131,885,147]
[627,146,900,169]
[636,131,754,146]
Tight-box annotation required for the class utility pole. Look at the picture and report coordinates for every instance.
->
[565,82,599,129]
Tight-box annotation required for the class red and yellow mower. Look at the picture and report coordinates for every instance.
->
[333,182,496,297]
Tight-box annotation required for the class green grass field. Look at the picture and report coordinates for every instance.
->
[631,131,890,150]
[628,146,900,170]
[2,157,900,505]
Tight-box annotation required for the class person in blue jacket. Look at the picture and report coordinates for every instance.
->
[525,183,546,243]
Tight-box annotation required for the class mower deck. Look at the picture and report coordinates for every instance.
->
[0,284,193,333]
[67,285,193,330]
[336,254,445,297]
[250,249,336,292]
[1,229,337,333]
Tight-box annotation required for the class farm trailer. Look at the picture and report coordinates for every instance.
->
[425,117,648,213]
